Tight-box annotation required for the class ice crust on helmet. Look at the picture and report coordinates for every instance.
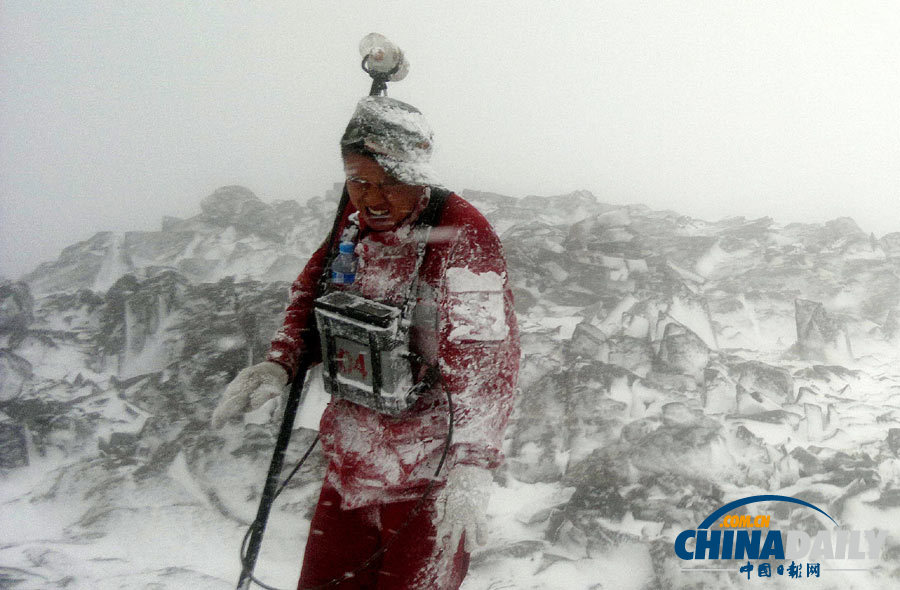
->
[376,157,441,187]
[347,96,442,186]
[357,97,433,154]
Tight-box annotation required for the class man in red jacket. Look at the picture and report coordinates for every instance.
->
[213,96,520,589]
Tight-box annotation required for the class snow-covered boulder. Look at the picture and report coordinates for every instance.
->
[0,420,28,468]
[656,321,710,378]
[0,350,32,401]
[727,359,794,405]
[566,321,607,360]
[794,298,853,362]
[199,185,262,223]
[0,282,34,338]
[606,335,653,378]
[702,365,737,414]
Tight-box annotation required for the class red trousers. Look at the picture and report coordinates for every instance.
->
[297,482,470,590]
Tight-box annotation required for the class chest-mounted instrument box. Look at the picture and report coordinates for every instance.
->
[314,290,422,415]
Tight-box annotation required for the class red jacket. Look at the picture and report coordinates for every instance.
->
[267,191,520,509]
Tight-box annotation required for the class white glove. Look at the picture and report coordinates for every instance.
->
[435,465,493,554]
[211,361,288,429]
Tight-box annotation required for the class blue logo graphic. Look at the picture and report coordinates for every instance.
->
[674,494,886,580]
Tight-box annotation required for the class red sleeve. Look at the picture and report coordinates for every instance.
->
[436,197,521,469]
[265,240,329,382]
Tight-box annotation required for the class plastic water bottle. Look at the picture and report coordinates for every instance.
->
[331,242,357,285]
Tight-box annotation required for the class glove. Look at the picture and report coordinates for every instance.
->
[211,361,288,429]
[435,465,493,554]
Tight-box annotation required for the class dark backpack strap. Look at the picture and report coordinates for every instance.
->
[315,184,353,298]
[418,186,450,228]
[319,185,450,296]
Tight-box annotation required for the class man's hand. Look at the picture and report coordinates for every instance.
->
[435,465,493,554]
[211,361,288,429]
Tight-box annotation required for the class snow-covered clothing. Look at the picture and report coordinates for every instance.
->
[298,482,470,590]
[210,361,287,429]
[267,191,520,509]
[435,464,493,554]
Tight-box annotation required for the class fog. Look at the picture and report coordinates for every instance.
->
[2,1,898,278]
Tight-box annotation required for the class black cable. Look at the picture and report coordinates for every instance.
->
[239,434,321,590]
[361,54,403,97]
[239,389,454,590]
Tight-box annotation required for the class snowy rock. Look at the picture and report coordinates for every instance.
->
[606,335,653,378]
[702,365,737,414]
[7,182,900,588]
[794,298,853,362]
[565,207,632,250]
[501,222,574,308]
[0,282,34,338]
[508,366,569,483]
[199,185,297,243]
[23,232,118,295]
[888,428,900,455]
[656,322,709,378]
[659,294,718,350]
[199,185,262,223]
[98,431,139,460]
[0,350,32,402]
[735,384,783,415]
[566,321,607,360]
[621,308,652,339]
[804,403,826,441]
[97,272,189,379]
[825,216,866,239]
[819,451,879,488]
[782,217,864,252]
[563,452,630,520]
[24,187,326,292]
[619,418,658,444]
[661,402,700,427]
[790,447,825,477]
[727,359,794,404]
[773,448,802,487]
[627,416,727,478]
[513,486,576,525]
[794,386,819,405]
[0,420,29,468]
[881,232,900,257]
[566,367,640,463]
[884,309,900,341]
[520,190,599,226]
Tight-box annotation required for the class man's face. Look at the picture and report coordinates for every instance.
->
[343,152,425,232]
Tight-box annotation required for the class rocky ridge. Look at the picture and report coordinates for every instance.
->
[1,185,900,589]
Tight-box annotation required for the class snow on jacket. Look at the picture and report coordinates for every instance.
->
[267,190,520,509]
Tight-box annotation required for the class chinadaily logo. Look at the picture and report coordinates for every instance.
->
[674,495,887,580]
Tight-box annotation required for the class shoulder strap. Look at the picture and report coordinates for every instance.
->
[315,184,353,299]
[418,187,450,228]
[318,186,451,302]
[398,187,450,324]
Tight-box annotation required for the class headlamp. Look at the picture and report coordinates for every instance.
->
[359,33,409,96]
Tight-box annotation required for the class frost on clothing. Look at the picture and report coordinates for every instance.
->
[266,193,520,509]
[445,267,509,343]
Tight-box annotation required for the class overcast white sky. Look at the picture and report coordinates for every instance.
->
[2,1,899,279]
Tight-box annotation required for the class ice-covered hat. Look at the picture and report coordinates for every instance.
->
[341,96,441,186]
